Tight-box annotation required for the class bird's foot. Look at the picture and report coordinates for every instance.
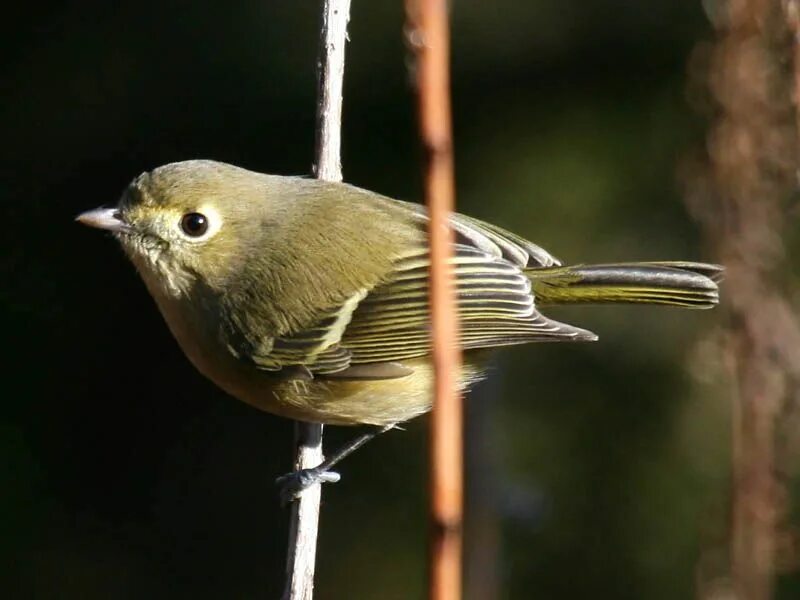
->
[275,467,341,505]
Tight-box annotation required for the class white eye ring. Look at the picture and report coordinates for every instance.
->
[176,205,222,241]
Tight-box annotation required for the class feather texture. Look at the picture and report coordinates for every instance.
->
[251,217,596,376]
[528,262,722,308]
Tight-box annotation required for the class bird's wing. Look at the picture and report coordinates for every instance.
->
[398,200,562,268]
[341,244,595,366]
[247,291,365,375]
[248,204,594,378]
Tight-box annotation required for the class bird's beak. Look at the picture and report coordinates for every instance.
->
[76,207,130,233]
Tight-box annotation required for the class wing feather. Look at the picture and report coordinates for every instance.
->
[245,204,591,377]
[341,242,594,363]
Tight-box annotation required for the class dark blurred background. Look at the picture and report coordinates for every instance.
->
[4,1,788,598]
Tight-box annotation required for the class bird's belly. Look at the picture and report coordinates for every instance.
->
[257,361,437,425]
[235,357,488,426]
[178,325,487,425]
[187,339,486,425]
[147,282,486,425]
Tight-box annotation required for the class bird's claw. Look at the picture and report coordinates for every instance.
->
[275,467,341,505]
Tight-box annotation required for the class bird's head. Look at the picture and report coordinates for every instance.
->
[77,160,284,298]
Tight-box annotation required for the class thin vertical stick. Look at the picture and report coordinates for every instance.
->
[405,1,463,599]
[314,0,350,183]
[283,1,350,599]
[283,423,325,600]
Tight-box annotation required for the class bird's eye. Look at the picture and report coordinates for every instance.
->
[180,212,209,237]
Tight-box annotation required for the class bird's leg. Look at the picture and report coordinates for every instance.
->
[276,423,396,504]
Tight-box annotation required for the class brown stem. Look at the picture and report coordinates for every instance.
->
[405,1,464,599]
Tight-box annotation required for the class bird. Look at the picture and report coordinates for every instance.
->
[77,159,721,498]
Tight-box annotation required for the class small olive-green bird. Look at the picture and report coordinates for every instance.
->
[78,159,720,428]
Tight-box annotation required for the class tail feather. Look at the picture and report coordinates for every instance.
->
[527,262,722,309]
[634,261,724,283]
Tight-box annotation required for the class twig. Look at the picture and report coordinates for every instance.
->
[283,423,325,600]
[405,1,464,599]
[283,2,350,599]
[313,0,350,183]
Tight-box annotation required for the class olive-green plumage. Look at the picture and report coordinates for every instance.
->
[77,160,721,425]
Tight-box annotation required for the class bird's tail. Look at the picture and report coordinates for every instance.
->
[526,261,722,309]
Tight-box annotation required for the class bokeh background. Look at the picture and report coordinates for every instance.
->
[4,1,795,598]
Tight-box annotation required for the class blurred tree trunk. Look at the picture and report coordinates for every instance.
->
[686,0,800,598]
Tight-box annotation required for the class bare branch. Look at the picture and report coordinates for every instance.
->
[314,0,351,183]
[283,423,325,600]
[283,1,351,599]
